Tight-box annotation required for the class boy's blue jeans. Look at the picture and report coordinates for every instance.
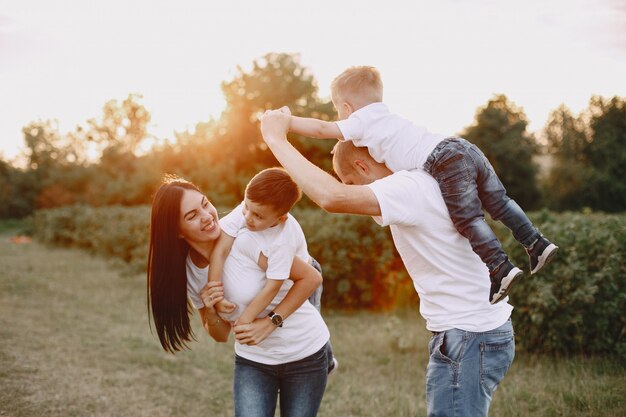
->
[233,341,331,417]
[308,258,323,312]
[423,138,540,272]
[426,319,515,417]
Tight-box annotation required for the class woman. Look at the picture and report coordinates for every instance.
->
[147,177,331,417]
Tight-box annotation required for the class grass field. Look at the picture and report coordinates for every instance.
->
[0,225,624,416]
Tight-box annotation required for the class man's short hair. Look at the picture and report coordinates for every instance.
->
[332,141,373,178]
[245,168,302,215]
[331,66,383,109]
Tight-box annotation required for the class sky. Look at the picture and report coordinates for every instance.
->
[1,0,624,162]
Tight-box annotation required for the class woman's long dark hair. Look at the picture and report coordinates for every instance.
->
[147,178,201,353]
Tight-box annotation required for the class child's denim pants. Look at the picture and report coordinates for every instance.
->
[423,138,540,272]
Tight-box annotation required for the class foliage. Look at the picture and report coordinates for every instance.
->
[489,210,626,357]
[461,94,541,210]
[542,96,626,212]
[33,204,626,357]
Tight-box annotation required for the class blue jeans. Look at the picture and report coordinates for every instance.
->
[233,342,331,417]
[423,138,540,272]
[426,319,515,417]
[308,258,323,312]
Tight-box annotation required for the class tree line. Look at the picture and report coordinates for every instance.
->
[1,53,624,218]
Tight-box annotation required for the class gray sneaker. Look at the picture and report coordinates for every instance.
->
[490,260,524,304]
[526,236,559,274]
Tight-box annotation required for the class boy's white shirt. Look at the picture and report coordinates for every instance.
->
[335,102,446,172]
[366,169,513,332]
[219,201,312,279]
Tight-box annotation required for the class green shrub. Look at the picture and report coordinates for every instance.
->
[488,210,625,357]
[33,205,625,356]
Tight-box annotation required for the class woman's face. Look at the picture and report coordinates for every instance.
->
[178,189,221,244]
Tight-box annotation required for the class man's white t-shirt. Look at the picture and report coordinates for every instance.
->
[186,210,328,365]
[335,102,445,172]
[367,170,513,332]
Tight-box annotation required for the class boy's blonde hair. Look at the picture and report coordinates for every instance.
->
[331,66,383,109]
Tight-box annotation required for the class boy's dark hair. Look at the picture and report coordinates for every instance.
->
[245,168,302,215]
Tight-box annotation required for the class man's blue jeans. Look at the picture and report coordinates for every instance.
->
[423,138,540,272]
[233,342,331,417]
[426,319,515,417]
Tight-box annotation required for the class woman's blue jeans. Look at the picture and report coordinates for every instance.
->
[426,319,515,417]
[233,342,331,417]
[423,138,540,272]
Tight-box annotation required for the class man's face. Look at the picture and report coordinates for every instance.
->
[242,197,285,232]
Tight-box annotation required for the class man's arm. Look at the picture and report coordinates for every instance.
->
[261,110,381,216]
[290,115,344,140]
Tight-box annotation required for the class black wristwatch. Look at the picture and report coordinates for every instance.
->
[268,311,283,327]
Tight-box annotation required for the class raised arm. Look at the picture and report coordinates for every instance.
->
[290,115,343,139]
[261,110,381,216]
[198,281,232,343]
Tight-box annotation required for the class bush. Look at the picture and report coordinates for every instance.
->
[33,205,625,356]
[488,210,625,357]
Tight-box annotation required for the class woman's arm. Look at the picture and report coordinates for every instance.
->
[233,256,322,345]
[199,281,232,342]
[290,115,343,139]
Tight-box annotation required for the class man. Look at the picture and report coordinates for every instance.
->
[259,108,515,417]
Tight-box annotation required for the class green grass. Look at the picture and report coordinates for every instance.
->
[0,231,624,416]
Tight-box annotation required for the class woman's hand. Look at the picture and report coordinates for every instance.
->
[200,281,227,311]
[233,317,276,346]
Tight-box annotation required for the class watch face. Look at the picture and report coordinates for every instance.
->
[271,314,283,326]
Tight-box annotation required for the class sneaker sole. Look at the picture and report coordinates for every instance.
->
[530,244,559,275]
[490,267,524,305]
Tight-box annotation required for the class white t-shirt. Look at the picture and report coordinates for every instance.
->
[186,230,329,365]
[366,170,513,332]
[219,202,312,280]
[336,102,445,172]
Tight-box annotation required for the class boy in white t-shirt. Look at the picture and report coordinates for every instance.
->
[209,168,337,373]
[286,66,558,305]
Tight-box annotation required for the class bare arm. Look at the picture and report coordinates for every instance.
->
[207,232,236,313]
[290,115,343,139]
[235,278,283,325]
[233,256,323,345]
[198,281,232,343]
[262,110,381,216]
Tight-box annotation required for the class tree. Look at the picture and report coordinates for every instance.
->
[584,96,626,212]
[460,94,541,210]
[542,105,590,210]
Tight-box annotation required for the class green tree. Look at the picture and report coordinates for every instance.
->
[542,105,590,210]
[461,94,541,210]
[585,96,626,212]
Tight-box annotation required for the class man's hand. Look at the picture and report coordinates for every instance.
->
[232,317,276,345]
[260,109,291,145]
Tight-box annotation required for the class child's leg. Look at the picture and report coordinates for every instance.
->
[424,138,509,273]
[465,142,541,249]
[308,258,323,313]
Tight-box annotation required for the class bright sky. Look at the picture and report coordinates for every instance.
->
[1,0,624,162]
